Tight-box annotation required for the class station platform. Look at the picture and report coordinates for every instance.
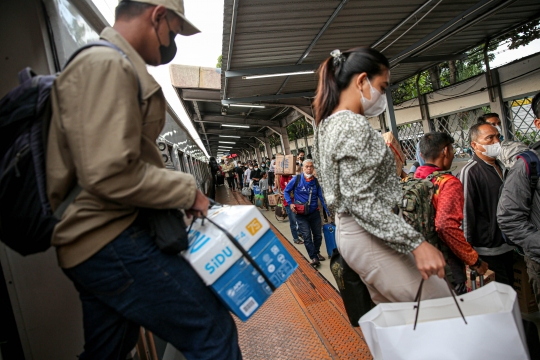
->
[215,186,372,359]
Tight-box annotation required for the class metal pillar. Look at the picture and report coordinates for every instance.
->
[378,113,388,133]
[419,94,433,134]
[385,91,399,140]
[264,138,273,158]
[255,147,262,164]
[279,127,291,155]
[488,69,511,140]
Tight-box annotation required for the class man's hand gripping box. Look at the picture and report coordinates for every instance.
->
[183,205,298,321]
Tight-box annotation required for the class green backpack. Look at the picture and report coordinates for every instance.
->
[399,171,454,283]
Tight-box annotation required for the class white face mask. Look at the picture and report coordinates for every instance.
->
[479,142,502,158]
[360,78,388,118]
[304,173,313,179]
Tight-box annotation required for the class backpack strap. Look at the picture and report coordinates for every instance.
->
[293,174,301,192]
[64,40,142,106]
[425,170,452,182]
[517,150,540,205]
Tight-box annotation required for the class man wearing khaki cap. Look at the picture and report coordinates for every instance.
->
[46,1,241,359]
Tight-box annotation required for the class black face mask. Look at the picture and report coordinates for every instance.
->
[155,18,177,65]
[299,156,304,160]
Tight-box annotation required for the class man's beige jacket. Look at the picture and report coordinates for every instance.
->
[47,28,196,268]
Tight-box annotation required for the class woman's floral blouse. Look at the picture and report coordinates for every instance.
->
[314,110,422,253]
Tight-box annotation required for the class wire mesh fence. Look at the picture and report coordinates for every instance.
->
[432,107,487,158]
[505,95,538,145]
[397,121,424,161]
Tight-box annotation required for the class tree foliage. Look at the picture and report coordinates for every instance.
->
[286,117,314,141]
[391,18,540,105]
[503,20,540,50]
[216,55,222,68]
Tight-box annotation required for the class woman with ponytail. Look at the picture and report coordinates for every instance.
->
[313,48,448,303]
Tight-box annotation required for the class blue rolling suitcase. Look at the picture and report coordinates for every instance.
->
[323,223,337,258]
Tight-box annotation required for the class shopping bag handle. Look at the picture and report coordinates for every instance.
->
[198,214,277,292]
[413,277,467,330]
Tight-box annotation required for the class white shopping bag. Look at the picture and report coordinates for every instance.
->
[359,281,529,360]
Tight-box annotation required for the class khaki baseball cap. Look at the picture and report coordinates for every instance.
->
[131,0,201,35]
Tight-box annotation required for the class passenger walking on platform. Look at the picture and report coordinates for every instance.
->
[235,162,244,189]
[268,155,276,192]
[296,150,305,175]
[46,1,241,359]
[222,158,236,191]
[416,133,488,294]
[284,160,330,267]
[259,172,270,211]
[458,123,515,286]
[313,48,448,303]
[280,174,302,244]
[477,112,504,141]
[498,93,540,309]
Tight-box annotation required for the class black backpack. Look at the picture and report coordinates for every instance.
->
[0,40,139,256]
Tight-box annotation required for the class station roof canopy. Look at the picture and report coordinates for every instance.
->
[221,0,540,108]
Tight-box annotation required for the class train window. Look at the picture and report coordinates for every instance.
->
[43,0,99,64]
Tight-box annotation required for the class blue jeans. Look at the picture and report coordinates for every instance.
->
[63,218,241,360]
[296,211,323,259]
[285,205,299,240]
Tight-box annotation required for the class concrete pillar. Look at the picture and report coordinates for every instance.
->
[385,92,399,140]
[489,69,511,140]
[419,94,433,134]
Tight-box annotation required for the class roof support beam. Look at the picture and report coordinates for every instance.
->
[180,89,221,102]
[222,0,239,100]
[400,54,467,63]
[390,0,497,65]
[195,115,273,127]
[276,0,349,94]
[225,64,318,78]
[222,92,315,105]
[205,129,263,137]
[371,0,436,48]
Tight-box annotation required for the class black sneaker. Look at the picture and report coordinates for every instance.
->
[317,253,326,261]
[310,258,320,267]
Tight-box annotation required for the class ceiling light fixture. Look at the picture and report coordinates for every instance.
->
[222,124,250,128]
[228,104,265,109]
[218,146,233,149]
[219,135,241,138]
[219,141,236,144]
[243,70,315,80]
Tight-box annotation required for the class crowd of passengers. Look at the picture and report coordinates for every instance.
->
[35,1,540,357]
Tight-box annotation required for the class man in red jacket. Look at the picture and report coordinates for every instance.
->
[415,132,488,294]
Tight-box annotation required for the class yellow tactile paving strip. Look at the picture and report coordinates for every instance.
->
[215,187,372,359]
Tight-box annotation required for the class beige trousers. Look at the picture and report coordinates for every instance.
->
[336,213,449,304]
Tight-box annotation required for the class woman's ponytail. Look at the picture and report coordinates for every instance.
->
[313,48,390,127]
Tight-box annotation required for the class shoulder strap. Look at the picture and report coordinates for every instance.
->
[64,40,142,106]
[293,174,301,192]
[425,170,452,182]
[517,151,540,196]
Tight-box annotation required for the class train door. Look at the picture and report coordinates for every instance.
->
[1,1,90,359]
